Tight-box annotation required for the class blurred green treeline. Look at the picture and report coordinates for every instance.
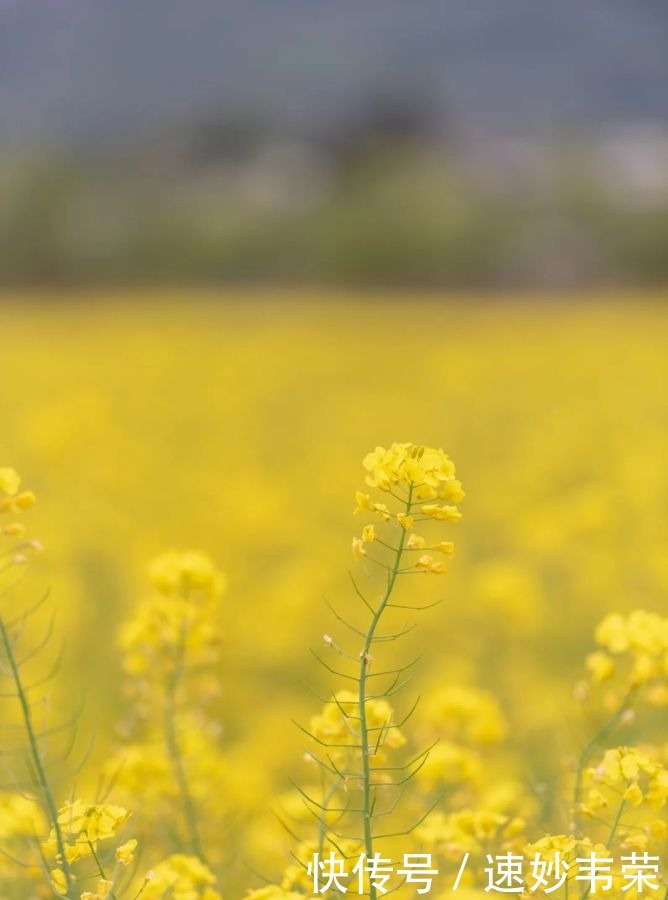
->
[2,116,668,289]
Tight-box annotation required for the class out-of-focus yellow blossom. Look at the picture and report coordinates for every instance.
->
[423,686,508,744]
[80,877,114,900]
[119,550,226,685]
[0,467,41,572]
[308,690,405,770]
[0,793,46,883]
[580,787,609,814]
[406,533,454,562]
[0,467,36,516]
[273,785,341,827]
[282,838,362,893]
[354,491,391,521]
[361,524,376,543]
[591,611,668,692]
[417,741,482,789]
[471,561,544,636]
[2,522,27,538]
[415,554,446,574]
[43,800,131,865]
[475,778,536,819]
[105,743,175,802]
[108,715,223,804]
[649,819,667,840]
[351,536,367,560]
[420,503,462,522]
[586,650,616,681]
[583,747,668,812]
[524,834,573,865]
[645,682,668,706]
[149,549,227,598]
[433,541,454,555]
[417,808,526,859]
[105,714,228,868]
[595,611,668,656]
[0,793,45,840]
[115,837,138,865]
[524,834,610,866]
[141,854,221,900]
[50,868,68,895]
[0,492,36,514]
[0,468,21,495]
[435,890,487,900]
[308,691,405,746]
[245,887,303,900]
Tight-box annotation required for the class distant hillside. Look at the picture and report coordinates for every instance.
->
[1,0,668,144]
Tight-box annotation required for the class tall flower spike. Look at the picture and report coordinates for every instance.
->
[293,443,463,900]
[113,549,227,864]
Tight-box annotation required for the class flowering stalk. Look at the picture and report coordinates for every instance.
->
[294,443,464,900]
[353,445,463,900]
[0,469,77,899]
[357,485,413,900]
[573,609,668,837]
[115,550,226,870]
[0,614,76,900]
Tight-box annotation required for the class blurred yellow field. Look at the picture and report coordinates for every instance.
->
[1,294,668,900]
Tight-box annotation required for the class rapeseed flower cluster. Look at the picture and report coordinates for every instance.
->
[141,854,221,900]
[411,687,519,808]
[43,800,132,865]
[354,443,463,575]
[582,747,668,814]
[44,801,136,898]
[586,611,668,703]
[119,549,226,691]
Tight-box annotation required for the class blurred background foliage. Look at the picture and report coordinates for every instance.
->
[2,119,668,289]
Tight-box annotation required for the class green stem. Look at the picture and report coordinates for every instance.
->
[88,840,119,900]
[317,776,341,861]
[0,616,75,900]
[164,618,205,862]
[606,797,625,845]
[572,687,636,834]
[357,486,413,900]
[580,798,625,900]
